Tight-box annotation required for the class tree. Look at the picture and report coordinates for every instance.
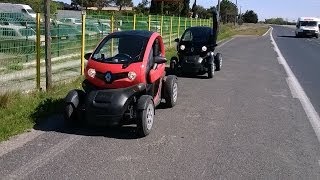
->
[180,0,190,17]
[71,0,97,8]
[149,0,160,14]
[114,0,133,10]
[220,0,237,24]
[149,0,181,16]
[134,0,149,14]
[192,5,210,19]
[242,10,258,23]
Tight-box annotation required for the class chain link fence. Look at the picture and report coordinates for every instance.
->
[0,11,212,93]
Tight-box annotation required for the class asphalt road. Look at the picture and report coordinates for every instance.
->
[272,26,320,115]
[0,32,320,179]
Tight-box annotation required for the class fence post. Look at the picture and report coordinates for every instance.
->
[111,15,114,56]
[36,13,41,90]
[178,16,180,38]
[160,16,163,36]
[148,15,151,31]
[196,18,197,26]
[81,11,86,75]
[133,14,136,30]
[199,18,201,26]
[169,16,172,47]
[184,17,187,30]
[190,18,192,27]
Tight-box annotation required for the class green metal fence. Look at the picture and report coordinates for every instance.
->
[0,11,212,93]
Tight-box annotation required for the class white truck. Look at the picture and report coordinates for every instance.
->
[0,3,36,19]
[295,17,320,38]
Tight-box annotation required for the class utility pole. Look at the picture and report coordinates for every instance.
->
[217,0,221,20]
[234,0,238,25]
[44,0,52,90]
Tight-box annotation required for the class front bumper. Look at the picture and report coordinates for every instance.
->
[178,55,207,73]
[298,30,318,36]
[82,83,145,126]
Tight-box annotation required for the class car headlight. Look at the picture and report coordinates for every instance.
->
[87,68,96,78]
[128,71,137,80]
[180,45,185,50]
[202,46,207,52]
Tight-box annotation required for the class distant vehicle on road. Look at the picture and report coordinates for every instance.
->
[0,3,36,19]
[295,17,320,38]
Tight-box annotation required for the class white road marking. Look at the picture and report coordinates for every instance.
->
[270,27,320,143]
[0,130,44,158]
[218,37,235,47]
[5,135,82,180]
[263,27,272,37]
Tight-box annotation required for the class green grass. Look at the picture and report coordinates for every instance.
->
[7,63,24,71]
[0,77,83,142]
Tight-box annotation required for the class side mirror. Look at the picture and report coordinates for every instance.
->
[318,24,320,28]
[84,53,92,60]
[174,38,179,42]
[154,56,167,64]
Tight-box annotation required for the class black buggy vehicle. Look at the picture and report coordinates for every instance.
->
[169,9,222,78]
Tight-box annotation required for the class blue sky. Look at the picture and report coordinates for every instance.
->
[58,0,320,21]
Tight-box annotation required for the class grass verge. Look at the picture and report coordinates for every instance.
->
[0,77,83,142]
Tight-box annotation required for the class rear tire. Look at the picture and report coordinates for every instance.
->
[64,104,77,126]
[315,34,319,39]
[64,89,85,126]
[214,53,222,71]
[163,75,178,108]
[170,57,178,74]
[137,96,154,137]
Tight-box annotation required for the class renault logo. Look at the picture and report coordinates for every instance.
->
[105,72,112,82]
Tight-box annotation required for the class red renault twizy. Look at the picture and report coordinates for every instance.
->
[64,30,178,137]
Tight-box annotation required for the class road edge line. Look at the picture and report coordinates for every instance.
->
[263,26,272,37]
[270,27,320,143]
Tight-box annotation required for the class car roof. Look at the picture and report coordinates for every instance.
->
[186,26,213,31]
[111,30,154,38]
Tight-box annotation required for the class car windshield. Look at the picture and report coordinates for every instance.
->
[26,9,35,14]
[19,28,36,36]
[300,21,317,27]
[181,28,213,43]
[92,35,148,64]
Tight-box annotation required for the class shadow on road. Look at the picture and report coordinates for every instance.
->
[165,66,216,79]
[31,98,159,140]
[33,115,142,139]
[278,35,297,38]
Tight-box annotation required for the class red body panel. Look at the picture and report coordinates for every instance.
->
[85,60,143,89]
[84,31,166,99]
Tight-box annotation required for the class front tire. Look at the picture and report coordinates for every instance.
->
[137,96,154,137]
[163,75,178,108]
[208,63,215,79]
[214,53,222,71]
